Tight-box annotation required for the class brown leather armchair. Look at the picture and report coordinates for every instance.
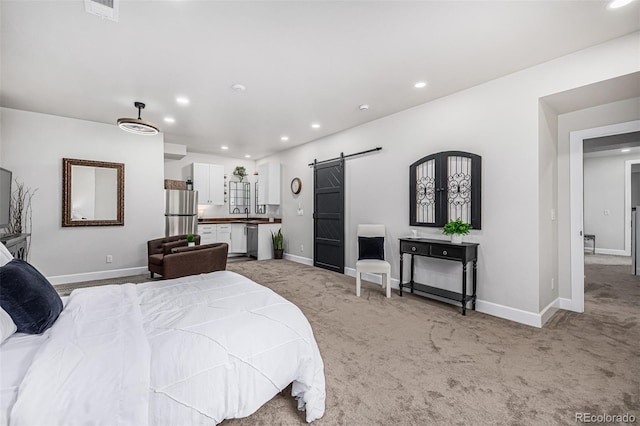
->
[147,235,228,279]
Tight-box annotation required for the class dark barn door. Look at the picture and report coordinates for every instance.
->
[313,159,344,273]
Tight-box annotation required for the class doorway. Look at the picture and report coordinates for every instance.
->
[569,120,640,312]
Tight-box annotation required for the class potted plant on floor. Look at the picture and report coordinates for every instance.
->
[271,228,284,259]
[442,217,471,244]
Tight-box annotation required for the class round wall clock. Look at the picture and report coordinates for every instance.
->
[291,177,302,194]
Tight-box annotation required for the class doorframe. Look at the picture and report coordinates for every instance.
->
[569,120,640,313]
[624,159,640,256]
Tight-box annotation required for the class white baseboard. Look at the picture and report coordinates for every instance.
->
[283,253,313,266]
[48,267,148,286]
[540,299,561,327]
[593,248,627,256]
[475,300,544,328]
[558,297,573,310]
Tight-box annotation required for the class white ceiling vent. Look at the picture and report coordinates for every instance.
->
[84,0,119,22]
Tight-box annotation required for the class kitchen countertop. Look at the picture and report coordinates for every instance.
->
[198,218,282,225]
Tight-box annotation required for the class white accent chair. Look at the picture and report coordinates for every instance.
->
[355,224,391,298]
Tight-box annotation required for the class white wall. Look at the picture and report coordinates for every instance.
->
[259,32,639,323]
[0,108,165,280]
[164,152,269,219]
[584,153,640,252]
[556,97,640,299]
[538,102,559,311]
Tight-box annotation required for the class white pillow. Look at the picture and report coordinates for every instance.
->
[0,242,13,267]
[0,307,17,344]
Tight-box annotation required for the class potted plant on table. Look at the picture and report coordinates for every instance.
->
[442,218,471,244]
[187,233,196,247]
[271,228,284,259]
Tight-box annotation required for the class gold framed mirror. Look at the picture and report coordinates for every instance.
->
[62,158,124,227]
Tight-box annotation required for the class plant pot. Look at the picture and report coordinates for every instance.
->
[450,234,463,244]
[188,242,195,247]
[273,249,284,259]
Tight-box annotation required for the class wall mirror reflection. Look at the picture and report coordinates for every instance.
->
[62,158,124,227]
[229,181,250,214]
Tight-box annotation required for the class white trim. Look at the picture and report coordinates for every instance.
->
[569,120,640,314]
[594,248,628,256]
[558,297,573,310]
[540,299,560,327]
[344,266,401,289]
[475,300,543,328]
[624,159,640,256]
[283,253,313,266]
[48,266,148,286]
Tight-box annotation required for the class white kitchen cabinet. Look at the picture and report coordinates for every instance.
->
[192,163,224,205]
[198,224,217,245]
[216,223,232,246]
[257,162,280,205]
[230,223,247,254]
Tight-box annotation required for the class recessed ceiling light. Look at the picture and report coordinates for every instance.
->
[163,117,175,123]
[176,97,190,105]
[608,0,634,9]
[359,104,369,111]
[244,154,251,158]
[622,148,631,152]
[414,81,427,88]
[221,146,229,150]
[231,83,246,91]
[311,123,321,129]
[281,136,289,141]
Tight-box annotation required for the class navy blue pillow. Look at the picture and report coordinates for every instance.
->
[0,259,63,334]
[358,236,384,260]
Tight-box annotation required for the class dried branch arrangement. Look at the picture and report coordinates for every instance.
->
[8,179,37,256]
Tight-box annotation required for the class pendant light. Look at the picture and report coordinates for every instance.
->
[117,101,159,135]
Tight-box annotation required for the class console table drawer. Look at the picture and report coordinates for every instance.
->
[400,241,429,256]
[429,245,462,260]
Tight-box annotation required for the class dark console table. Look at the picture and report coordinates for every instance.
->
[399,238,479,315]
[0,233,30,260]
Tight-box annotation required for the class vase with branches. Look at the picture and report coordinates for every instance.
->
[8,179,37,256]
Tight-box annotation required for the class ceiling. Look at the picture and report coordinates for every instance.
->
[2,1,639,160]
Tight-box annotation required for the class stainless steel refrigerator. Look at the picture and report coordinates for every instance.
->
[165,189,198,237]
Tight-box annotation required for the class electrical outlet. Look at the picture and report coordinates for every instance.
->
[106,255,113,263]
[550,209,556,221]
[300,244,304,252]
[604,209,610,216]
[551,278,555,290]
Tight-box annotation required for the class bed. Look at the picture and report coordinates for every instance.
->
[0,270,326,425]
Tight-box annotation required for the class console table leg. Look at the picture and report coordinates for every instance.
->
[410,254,415,294]
[399,253,404,296]
[472,260,477,311]
[461,263,467,315]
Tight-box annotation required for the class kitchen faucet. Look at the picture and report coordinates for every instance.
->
[244,208,249,220]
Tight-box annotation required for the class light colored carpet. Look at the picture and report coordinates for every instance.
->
[584,253,632,266]
[54,259,639,425]
[223,260,639,425]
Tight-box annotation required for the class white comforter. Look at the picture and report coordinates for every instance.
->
[9,271,325,425]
